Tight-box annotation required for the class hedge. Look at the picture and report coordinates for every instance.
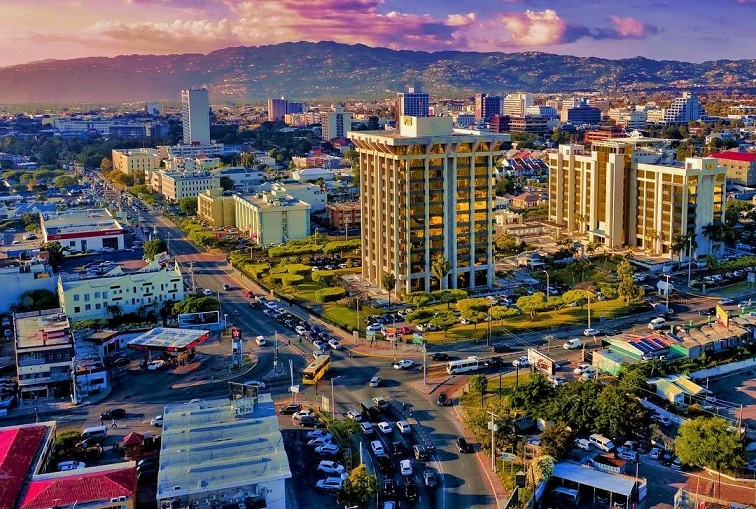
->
[322,239,361,254]
[280,274,305,286]
[314,287,346,303]
[268,243,324,257]
[286,264,312,275]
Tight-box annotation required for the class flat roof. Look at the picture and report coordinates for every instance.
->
[553,461,637,497]
[42,209,124,236]
[15,309,71,349]
[127,327,209,352]
[157,395,291,499]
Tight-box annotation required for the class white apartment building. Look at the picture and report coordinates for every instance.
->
[268,182,327,212]
[663,92,705,124]
[164,156,220,173]
[154,170,222,202]
[234,193,311,247]
[548,139,726,258]
[213,167,265,190]
[504,93,534,117]
[182,89,211,145]
[321,105,353,141]
[58,259,184,322]
[0,262,56,314]
[111,148,161,177]
[526,105,559,119]
[159,143,225,159]
[607,108,648,130]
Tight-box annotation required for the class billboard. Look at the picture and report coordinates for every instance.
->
[178,311,220,328]
[715,305,729,329]
[527,348,556,376]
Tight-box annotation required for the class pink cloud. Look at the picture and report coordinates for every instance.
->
[496,9,567,46]
[609,16,648,38]
[446,13,476,27]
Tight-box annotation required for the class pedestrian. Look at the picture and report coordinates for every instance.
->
[348,350,352,358]
[100,420,104,427]
[111,419,117,428]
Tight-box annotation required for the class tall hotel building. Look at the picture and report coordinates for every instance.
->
[547,139,726,258]
[395,86,430,124]
[181,89,211,145]
[349,116,509,294]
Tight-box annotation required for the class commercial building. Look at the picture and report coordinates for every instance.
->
[127,327,210,366]
[41,209,126,253]
[547,140,726,258]
[709,152,756,186]
[234,192,311,247]
[562,100,602,125]
[156,170,221,202]
[58,258,184,322]
[607,108,648,129]
[349,116,509,293]
[268,182,327,212]
[583,128,625,144]
[0,261,56,314]
[197,188,236,227]
[156,395,291,509]
[508,115,550,134]
[321,104,353,141]
[212,166,264,190]
[111,148,161,178]
[503,92,534,117]
[160,143,225,159]
[526,105,559,119]
[326,201,361,229]
[475,93,503,122]
[182,89,211,145]
[396,85,430,123]
[663,92,705,124]
[13,309,73,400]
[267,98,288,122]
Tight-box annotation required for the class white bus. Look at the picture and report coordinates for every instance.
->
[446,356,480,375]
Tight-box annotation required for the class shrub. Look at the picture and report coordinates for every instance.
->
[286,264,312,275]
[314,287,346,303]
[322,239,361,254]
[280,274,305,286]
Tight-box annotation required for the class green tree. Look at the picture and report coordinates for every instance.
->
[219,176,234,191]
[11,289,59,312]
[540,423,574,460]
[676,416,744,471]
[100,157,112,172]
[516,292,548,319]
[172,295,220,314]
[431,255,451,291]
[429,310,457,337]
[616,259,644,304]
[41,241,64,268]
[340,464,378,506]
[178,197,198,216]
[53,175,78,188]
[144,238,168,261]
[411,292,432,308]
[106,304,123,319]
[469,373,489,407]
[382,273,396,309]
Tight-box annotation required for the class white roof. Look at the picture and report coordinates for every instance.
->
[552,461,638,497]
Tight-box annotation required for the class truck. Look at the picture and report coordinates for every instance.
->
[359,400,382,421]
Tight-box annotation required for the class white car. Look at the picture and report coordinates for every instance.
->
[307,430,332,440]
[370,440,386,456]
[317,460,345,475]
[295,325,308,335]
[393,359,415,370]
[583,328,600,336]
[316,477,344,493]
[147,359,166,370]
[293,410,315,421]
[366,323,383,332]
[574,438,591,450]
[244,380,267,390]
[573,363,592,375]
[58,461,86,471]
[369,376,382,387]
[254,336,267,346]
[399,459,413,476]
[307,436,334,448]
[719,298,734,305]
[361,422,376,435]
[416,323,437,332]
[315,443,341,456]
[202,288,213,296]
[328,339,342,350]
[150,415,163,427]
[377,421,392,434]
[313,349,326,359]
[396,420,411,434]
[346,409,363,421]
[512,356,530,368]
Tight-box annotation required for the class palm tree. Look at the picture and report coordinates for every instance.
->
[670,235,687,263]
[431,255,451,291]
[702,223,724,254]
[645,227,659,254]
[573,213,585,234]
[382,273,396,310]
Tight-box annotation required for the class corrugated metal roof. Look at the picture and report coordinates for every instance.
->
[553,461,637,496]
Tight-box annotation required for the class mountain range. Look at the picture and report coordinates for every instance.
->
[1,41,755,104]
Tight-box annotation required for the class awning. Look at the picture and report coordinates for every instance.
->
[553,462,636,497]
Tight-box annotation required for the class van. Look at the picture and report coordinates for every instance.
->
[563,338,582,350]
[551,486,580,507]
[589,433,615,452]
[648,317,667,330]
[80,425,108,440]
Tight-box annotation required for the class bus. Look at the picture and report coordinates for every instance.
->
[446,356,480,375]
[302,355,331,385]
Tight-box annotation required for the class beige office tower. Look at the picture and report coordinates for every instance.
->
[547,138,726,258]
[348,116,509,295]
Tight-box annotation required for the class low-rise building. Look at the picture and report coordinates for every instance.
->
[157,395,291,509]
[156,170,221,202]
[269,182,327,212]
[58,258,184,323]
[158,143,225,159]
[164,155,220,173]
[326,201,360,229]
[0,261,56,314]
[710,151,756,187]
[212,166,264,191]
[197,188,236,227]
[111,148,161,178]
[14,309,74,400]
[234,192,311,247]
[41,209,126,253]
[291,167,335,182]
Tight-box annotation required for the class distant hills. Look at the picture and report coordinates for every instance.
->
[0,41,755,104]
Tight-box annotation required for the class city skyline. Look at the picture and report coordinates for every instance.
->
[0,0,754,68]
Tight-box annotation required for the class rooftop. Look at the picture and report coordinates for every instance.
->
[42,209,124,236]
[127,327,210,352]
[237,193,311,210]
[0,423,52,509]
[553,461,638,497]
[14,309,71,349]
[709,151,756,163]
[157,395,291,500]
[20,465,137,509]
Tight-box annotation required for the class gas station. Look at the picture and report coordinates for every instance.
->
[127,327,211,367]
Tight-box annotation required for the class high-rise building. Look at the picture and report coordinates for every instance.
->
[503,92,534,117]
[663,92,705,124]
[547,140,726,258]
[475,93,503,122]
[181,89,211,145]
[395,85,429,124]
[286,101,305,114]
[321,105,353,141]
[267,98,288,122]
[561,98,601,124]
[349,116,509,294]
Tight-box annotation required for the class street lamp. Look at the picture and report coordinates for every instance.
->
[223,313,228,331]
[687,234,693,288]
[487,411,500,473]
[543,270,550,298]
[664,273,671,311]
[331,375,343,417]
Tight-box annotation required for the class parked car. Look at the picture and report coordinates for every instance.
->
[317,460,345,475]
[243,380,267,390]
[369,376,382,387]
[147,359,166,370]
[279,403,302,415]
[346,409,363,421]
[328,339,342,350]
[315,477,344,493]
[315,443,341,456]
[660,449,675,466]
[307,430,332,440]
[150,415,163,426]
[583,328,600,336]
[652,414,672,427]
[573,363,592,375]
[307,436,334,448]
[377,422,392,434]
[485,357,504,368]
[371,440,386,456]
[512,356,530,367]
[396,420,411,435]
[430,353,449,361]
[649,447,662,460]
[393,359,415,370]
[456,437,472,453]
[100,408,126,420]
[574,438,591,450]
[292,409,315,421]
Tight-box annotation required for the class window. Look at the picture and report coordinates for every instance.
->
[73,294,80,301]
[84,294,90,302]
[95,292,100,298]
[85,304,91,311]
[74,306,80,313]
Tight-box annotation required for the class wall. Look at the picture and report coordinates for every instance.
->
[0,269,57,314]
[689,357,756,380]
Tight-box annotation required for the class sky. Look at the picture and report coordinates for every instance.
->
[0,0,754,67]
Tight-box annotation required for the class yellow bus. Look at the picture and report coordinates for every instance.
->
[302,355,331,385]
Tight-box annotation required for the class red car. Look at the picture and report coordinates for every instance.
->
[396,326,412,335]
[244,290,254,298]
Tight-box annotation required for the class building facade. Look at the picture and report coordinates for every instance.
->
[349,116,509,294]
[663,92,705,124]
[267,98,288,122]
[111,148,161,178]
[321,105,353,141]
[503,92,534,117]
[157,170,221,202]
[233,193,311,247]
[181,89,211,145]
[269,182,327,212]
[475,93,503,122]
[396,86,430,123]
[326,201,361,229]
[41,210,126,253]
[0,262,56,314]
[547,140,726,258]
[14,309,74,400]
[709,152,756,186]
[197,189,236,227]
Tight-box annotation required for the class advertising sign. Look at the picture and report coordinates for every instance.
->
[526,348,556,376]
[715,305,729,329]
[231,328,242,339]
[178,310,220,328]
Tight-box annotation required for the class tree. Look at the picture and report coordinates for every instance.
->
[11,289,59,312]
[616,259,644,304]
[540,423,574,460]
[531,455,556,486]
[178,197,198,216]
[100,157,112,172]
[429,311,457,337]
[469,374,488,407]
[53,175,78,188]
[106,304,123,319]
[382,273,396,309]
[340,464,378,506]
[172,295,220,314]
[41,241,64,268]
[144,238,168,261]
[676,416,744,472]
[431,255,451,291]
[516,292,548,319]
[219,176,234,191]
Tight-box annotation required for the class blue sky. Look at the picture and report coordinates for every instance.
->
[0,0,753,67]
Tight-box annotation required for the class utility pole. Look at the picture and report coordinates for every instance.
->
[664,274,671,311]
[423,341,427,387]
[687,234,693,287]
[487,411,500,473]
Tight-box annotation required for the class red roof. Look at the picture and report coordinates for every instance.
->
[0,425,48,509]
[20,468,137,509]
[710,151,756,162]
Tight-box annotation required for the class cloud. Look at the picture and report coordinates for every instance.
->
[446,13,476,27]
[609,16,651,38]
[497,9,567,46]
